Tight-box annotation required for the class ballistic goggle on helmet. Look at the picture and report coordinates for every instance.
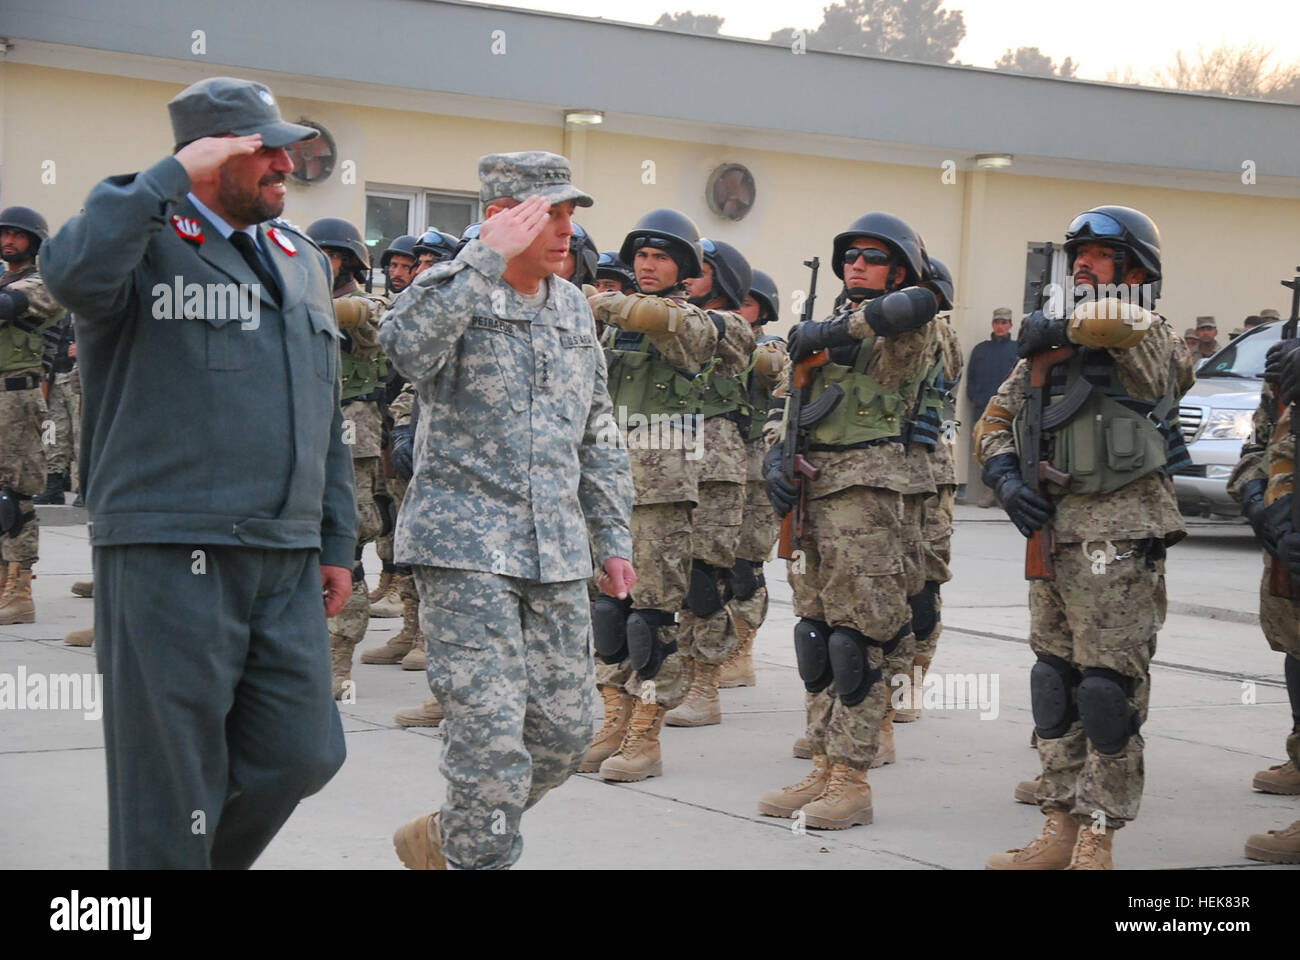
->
[1063,205,1162,299]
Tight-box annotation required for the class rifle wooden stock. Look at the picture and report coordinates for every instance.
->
[777,454,821,560]
[1025,527,1057,581]
[792,349,829,389]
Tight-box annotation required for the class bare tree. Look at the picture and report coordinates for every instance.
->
[994,46,1077,79]
[770,0,966,64]
[654,11,725,34]
[1106,42,1300,101]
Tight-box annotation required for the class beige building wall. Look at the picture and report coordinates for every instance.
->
[7,62,1299,481]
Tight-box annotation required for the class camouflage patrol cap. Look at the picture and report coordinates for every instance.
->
[168,77,317,149]
[478,151,593,208]
[1196,315,1217,330]
[992,307,1012,320]
[1259,308,1280,321]
[1183,328,1198,338]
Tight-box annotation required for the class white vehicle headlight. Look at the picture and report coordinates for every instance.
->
[1201,408,1253,441]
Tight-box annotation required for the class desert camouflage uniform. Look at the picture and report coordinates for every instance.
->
[0,263,63,567]
[43,316,80,482]
[589,291,721,708]
[780,301,937,770]
[976,316,1195,826]
[1229,385,1299,769]
[380,238,633,869]
[678,309,755,669]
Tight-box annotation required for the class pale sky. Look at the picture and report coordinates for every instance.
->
[479,0,1300,81]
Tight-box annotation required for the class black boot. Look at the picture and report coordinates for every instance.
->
[33,473,65,505]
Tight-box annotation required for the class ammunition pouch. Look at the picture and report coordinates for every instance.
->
[605,331,701,419]
[806,331,913,449]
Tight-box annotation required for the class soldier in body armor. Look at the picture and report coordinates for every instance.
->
[413,229,459,277]
[756,213,939,828]
[663,239,757,727]
[558,222,599,288]
[380,234,418,297]
[978,206,1195,869]
[307,217,391,699]
[722,270,785,688]
[595,252,636,295]
[581,209,727,781]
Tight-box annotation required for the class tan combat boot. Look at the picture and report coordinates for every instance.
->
[393,811,447,870]
[1252,760,1300,795]
[65,628,94,647]
[665,661,721,726]
[598,698,667,782]
[1014,776,1041,805]
[893,653,931,723]
[718,623,756,688]
[870,710,896,768]
[1066,825,1115,870]
[360,591,419,664]
[800,763,873,829]
[331,635,359,700]
[368,569,393,604]
[395,698,444,727]
[986,809,1079,869]
[580,684,635,772]
[0,564,35,625]
[71,581,94,599]
[401,634,427,671]
[1244,820,1300,864]
[792,736,814,759]
[370,575,404,618]
[757,754,832,818]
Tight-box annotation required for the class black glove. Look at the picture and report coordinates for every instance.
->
[1017,308,1070,359]
[1280,530,1300,579]
[1263,338,1300,385]
[787,316,856,363]
[0,289,30,324]
[1277,339,1300,406]
[1240,477,1270,544]
[762,443,798,518]
[390,423,414,481]
[982,452,1054,538]
[1259,494,1294,559]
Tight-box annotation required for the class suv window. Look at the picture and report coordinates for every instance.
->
[1199,322,1283,379]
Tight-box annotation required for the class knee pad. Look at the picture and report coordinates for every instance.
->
[627,609,677,680]
[1030,654,1080,739]
[1077,667,1140,755]
[907,582,940,642]
[0,488,33,538]
[1285,654,1300,725]
[793,618,833,693]
[374,493,395,538]
[729,559,763,602]
[828,626,882,708]
[686,559,726,618]
[592,595,632,664]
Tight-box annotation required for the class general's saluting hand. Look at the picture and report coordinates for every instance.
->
[479,194,551,260]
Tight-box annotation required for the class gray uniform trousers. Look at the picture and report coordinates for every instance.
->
[94,544,346,869]
[414,566,594,870]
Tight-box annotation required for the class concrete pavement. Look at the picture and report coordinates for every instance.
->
[2,504,1296,869]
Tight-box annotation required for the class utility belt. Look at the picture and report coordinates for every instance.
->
[808,436,904,453]
[1,373,41,392]
[51,358,75,375]
[344,386,386,406]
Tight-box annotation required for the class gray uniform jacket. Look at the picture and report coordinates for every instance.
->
[40,156,357,568]
[380,239,633,583]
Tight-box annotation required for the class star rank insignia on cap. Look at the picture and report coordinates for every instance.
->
[172,215,204,244]
[267,227,296,255]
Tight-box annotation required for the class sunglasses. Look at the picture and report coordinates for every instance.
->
[843,247,893,267]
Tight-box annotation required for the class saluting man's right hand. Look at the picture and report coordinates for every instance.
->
[479,194,551,260]
[175,134,266,183]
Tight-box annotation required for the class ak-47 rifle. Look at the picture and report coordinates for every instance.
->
[1020,242,1075,581]
[1267,268,1300,599]
[777,257,843,560]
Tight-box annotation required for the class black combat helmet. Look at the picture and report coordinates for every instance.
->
[697,238,753,311]
[570,223,599,286]
[306,217,370,270]
[922,255,955,312]
[831,212,926,286]
[749,270,780,324]
[596,251,636,291]
[380,234,418,270]
[1063,205,1162,297]
[455,222,482,256]
[619,209,704,283]
[0,206,51,255]
[414,228,459,262]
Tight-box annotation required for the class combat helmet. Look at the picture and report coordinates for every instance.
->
[696,238,753,311]
[1063,205,1162,299]
[831,212,925,287]
[596,251,636,291]
[749,270,780,324]
[380,234,418,270]
[0,206,50,256]
[619,209,704,283]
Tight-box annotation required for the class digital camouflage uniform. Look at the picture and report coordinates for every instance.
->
[1228,384,1300,772]
[976,316,1195,827]
[589,292,722,710]
[380,235,633,870]
[0,262,63,575]
[783,301,937,771]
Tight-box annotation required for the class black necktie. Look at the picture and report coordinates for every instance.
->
[228,231,281,305]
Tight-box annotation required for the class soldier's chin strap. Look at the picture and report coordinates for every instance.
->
[637,281,685,298]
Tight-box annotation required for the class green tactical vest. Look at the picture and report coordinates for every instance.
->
[697,357,752,422]
[1013,351,1172,497]
[806,335,923,448]
[0,270,61,374]
[743,354,777,443]
[604,330,701,419]
[338,295,388,403]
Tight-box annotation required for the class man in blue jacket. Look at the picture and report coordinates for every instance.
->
[41,77,356,869]
[966,307,1018,506]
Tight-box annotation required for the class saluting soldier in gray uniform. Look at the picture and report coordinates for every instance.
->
[41,77,356,869]
[383,153,635,871]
